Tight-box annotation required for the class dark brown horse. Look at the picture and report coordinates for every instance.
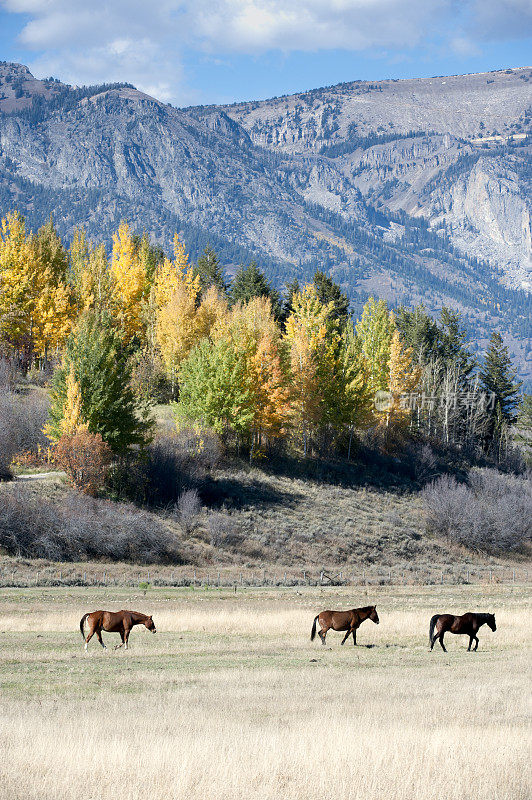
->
[429,612,496,652]
[80,610,156,651]
[311,606,379,646]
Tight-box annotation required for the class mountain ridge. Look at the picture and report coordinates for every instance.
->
[0,61,530,383]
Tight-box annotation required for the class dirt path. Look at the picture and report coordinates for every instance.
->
[16,471,65,481]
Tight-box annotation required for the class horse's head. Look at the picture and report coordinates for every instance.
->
[369,606,379,624]
[145,615,156,633]
[487,614,496,632]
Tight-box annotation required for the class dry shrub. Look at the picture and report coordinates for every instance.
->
[177,488,201,533]
[0,388,49,479]
[207,511,241,548]
[25,362,55,387]
[0,484,184,563]
[54,429,112,496]
[422,468,532,553]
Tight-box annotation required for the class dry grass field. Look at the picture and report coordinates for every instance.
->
[0,584,530,800]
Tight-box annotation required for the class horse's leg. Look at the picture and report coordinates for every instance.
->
[84,630,94,651]
[439,632,447,652]
[96,629,106,649]
[352,628,357,646]
[340,629,351,645]
[318,626,328,645]
[124,628,131,650]
[473,636,479,651]
[468,636,473,651]
[114,631,125,650]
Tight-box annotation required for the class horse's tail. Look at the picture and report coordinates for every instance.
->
[429,614,439,645]
[80,613,89,639]
[310,614,319,641]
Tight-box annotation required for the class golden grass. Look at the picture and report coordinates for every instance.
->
[0,586,530,800]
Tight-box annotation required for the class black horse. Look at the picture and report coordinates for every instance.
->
[429,612,496,652]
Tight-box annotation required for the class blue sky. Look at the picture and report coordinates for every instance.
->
[0,1,531,106]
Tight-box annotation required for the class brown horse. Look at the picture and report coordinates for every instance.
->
[429,612,496,652]
[80,610,156,651]
[311,606,379,646]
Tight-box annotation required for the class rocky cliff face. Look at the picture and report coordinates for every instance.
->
[0,61,530,382]
[214,68,532,291]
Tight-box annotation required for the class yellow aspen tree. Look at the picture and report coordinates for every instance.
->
[226,296,291,452]
[196,285,229,339]
[70,228,89,292]
[156,280,201,382]
[70,230,111,312]
[0,212,37,355]
[284,285,333,456]
[152,237,228,385]
[151,234,193,310]
[59,365,87,436]
[110,222,148,342]
[387,328,421,428]
[32,277,75,360]
[0,212,75,364]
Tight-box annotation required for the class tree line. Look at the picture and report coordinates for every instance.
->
[0,211,524,475]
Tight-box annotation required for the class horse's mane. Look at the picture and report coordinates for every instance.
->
[475,613,494,623]
[130,610,150,621]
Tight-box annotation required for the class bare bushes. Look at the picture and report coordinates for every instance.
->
[0,388,50,477]
[109,428,221,505]
[207,511,241,548]
[423,468,532,553]
[0,484,184,563]
[177,489,201,533]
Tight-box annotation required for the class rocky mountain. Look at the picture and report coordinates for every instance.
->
[0,61,531,382]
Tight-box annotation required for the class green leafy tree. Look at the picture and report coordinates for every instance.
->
[355,297,395,394]
[175,337,254,439]
[45,311,152,452]
[230,261,281,319]
[194,245,228,295]
[313,270,350,328]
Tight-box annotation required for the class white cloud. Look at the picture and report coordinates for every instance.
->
[1,0,531,104]
[470,0,532,41]
[450,36,481,57]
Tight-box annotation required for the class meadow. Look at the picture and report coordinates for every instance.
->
[0,584,530,800]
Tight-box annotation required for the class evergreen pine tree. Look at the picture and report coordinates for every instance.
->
[230,261,281,319]
[45,311,152,452]
[395,305,440,365]
[194,245,228,295]
[313,270,350,328]
[438,307,475,381]
[280,278,300,327]
[480,332,522,438]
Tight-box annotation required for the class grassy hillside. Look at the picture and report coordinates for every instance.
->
[1,463,527,587]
